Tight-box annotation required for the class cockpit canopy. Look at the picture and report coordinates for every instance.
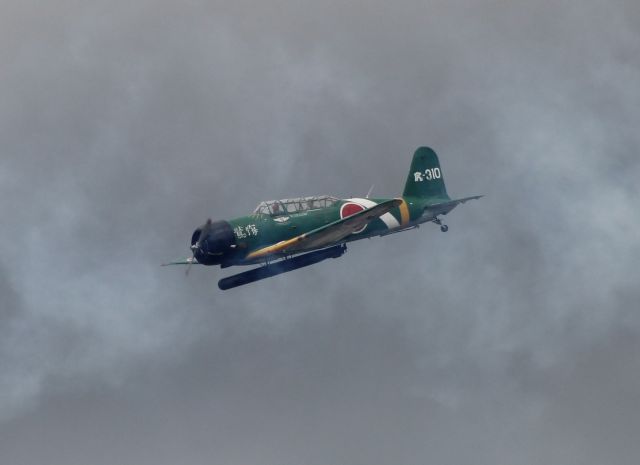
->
[253,195,339,216]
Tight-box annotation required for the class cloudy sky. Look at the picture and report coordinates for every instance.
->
[1,1,639,464]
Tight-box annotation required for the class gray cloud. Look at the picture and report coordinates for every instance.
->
[1,0,639,464]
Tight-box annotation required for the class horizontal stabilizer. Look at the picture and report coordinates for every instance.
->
[423,195,483,218]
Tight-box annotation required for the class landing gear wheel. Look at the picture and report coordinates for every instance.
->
[440,224,449,233]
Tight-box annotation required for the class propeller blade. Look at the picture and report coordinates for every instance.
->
[186,218,213,276]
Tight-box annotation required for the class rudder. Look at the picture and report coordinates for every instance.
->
[402,147,449,199]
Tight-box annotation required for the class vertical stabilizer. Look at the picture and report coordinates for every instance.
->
[402,147,449,199]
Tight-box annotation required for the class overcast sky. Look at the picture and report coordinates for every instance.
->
[1,1,639,464]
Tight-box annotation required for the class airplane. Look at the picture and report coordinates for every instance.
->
[163,147,482,290]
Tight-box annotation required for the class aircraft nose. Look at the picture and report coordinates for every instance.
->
[190,219,236,265]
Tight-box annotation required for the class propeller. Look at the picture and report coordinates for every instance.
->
[186,218,213,276]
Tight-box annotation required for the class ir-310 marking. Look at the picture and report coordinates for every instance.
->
[414,167,441,182]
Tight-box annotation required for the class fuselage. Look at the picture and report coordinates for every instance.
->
[193,195,446,267]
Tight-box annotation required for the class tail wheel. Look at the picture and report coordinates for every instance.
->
[440,224,449,233]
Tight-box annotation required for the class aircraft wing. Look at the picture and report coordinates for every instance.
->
[246,198,402,260]
[423,195,483,217]
[161,257,199,266]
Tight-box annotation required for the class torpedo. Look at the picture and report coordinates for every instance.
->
[218,245,347,290]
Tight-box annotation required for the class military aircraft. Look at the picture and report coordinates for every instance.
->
[163,147,482,290]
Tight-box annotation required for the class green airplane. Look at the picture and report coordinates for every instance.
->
[164,147,482,290]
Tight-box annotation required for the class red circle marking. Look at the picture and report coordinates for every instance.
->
[341,203,365,218]
[340,202,368,234]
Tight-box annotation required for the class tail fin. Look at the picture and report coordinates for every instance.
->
[402,147,450,199]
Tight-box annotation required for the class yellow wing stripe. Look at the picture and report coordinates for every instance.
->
[398,198,410,226]
[246,234,307,260]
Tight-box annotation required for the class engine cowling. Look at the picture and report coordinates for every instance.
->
[191,220,235,265]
